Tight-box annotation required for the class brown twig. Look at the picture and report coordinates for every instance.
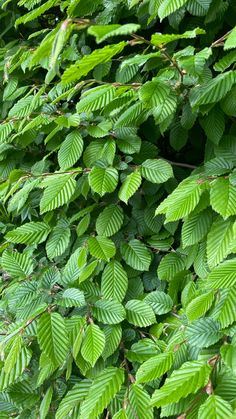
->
[211,30,232,47]
[130,34,184,83]
[166,160,197,169]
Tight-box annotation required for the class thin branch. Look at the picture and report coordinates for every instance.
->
[211,30,232,47]
[166,160,197,169]
[130,34,184,83]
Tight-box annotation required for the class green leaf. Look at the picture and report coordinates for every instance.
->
[88,236,116,261]
[46,219,71,260]
[157,253,185,281]
[125,299,156,327]
[156,176,203,222]
[151,361,212,407]
[89,166,118,196]
[190,71,236,108]
[151,28,205,46]
[136,352,174,384]
[102,324,122,360]
[144,291,173,314]
[76,214,91,237]
[61,42,126,85]
[118,170,142,204]
[185,291,215,321]
[39,386,53,419]
[210,177,236,218]
[200,106,225,144]
[186,318,221,348]
[76,85,116,113]
[57,288,85,308]
[141,159,173,183]
[207,218,236,268]
[83,139,116,167]
[1,250,34,278]
[81,324,105,366]
[88,24,140,43]
[113,409,128,419]
[101,260,128,302]
[207,258,236,289]
[221,344,236,375]
[79,260,98,283]
[4,335,22,374]
[93,299,126,324]
[120,239,151,271]
[37,312,69,365]
[5,221,50,245]
[40,174,77,214]
[114,102,147,128]
[214,50,236,72]
[56,380,91,419]
[182,208,212,248]
[96,204,124,237]
[139,80,169,107]
[0,122,14,143]
[80,367,124,418]
[158,0,189,21]
[211,287,236,327]
[126,384,153,419]
[198,395,233,419]
[58,131,83,170]
[62,247,86,285]
[15,0,57,26]
[0,347,32,391]
[224,26,236,50]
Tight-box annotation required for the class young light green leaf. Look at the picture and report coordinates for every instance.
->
[186,318,221,348]
[144,291,173,315]
[136,352,174,384]
[207,218,236,268]
[158,0,189,21]
[210,177,236,218]
[5,222,50,245]
[207,258,236,289]
[151,361,212,407]
[157,253,185,281]
[89,166,118,196]
[101,260,128,302]
[190,71,236,108]
[156,176,203,221]
[80,367,124,419]
[120,239,151,271]
[224,26,236,50]
[88,24,140,44]
[142,159,173,184]
[39,386,53,419]
[1,250,34,278]
[96,204,124,237]
[46,219,71,260]
[40,174,77,214]
[61,42,126,84]
[81,324,105,366]
[58,131,83,170]
[151,28,205,46]
[37,312,69,366]
[76,85,116,113]
[88,236,116,261]
[125,299,156,327]
[198,395,233,419]
[126,384,153,419]
[93,299,126,324]
[118,170,142,204]
[186,291,215,321]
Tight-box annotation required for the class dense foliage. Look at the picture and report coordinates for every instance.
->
[0,0,236,417]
